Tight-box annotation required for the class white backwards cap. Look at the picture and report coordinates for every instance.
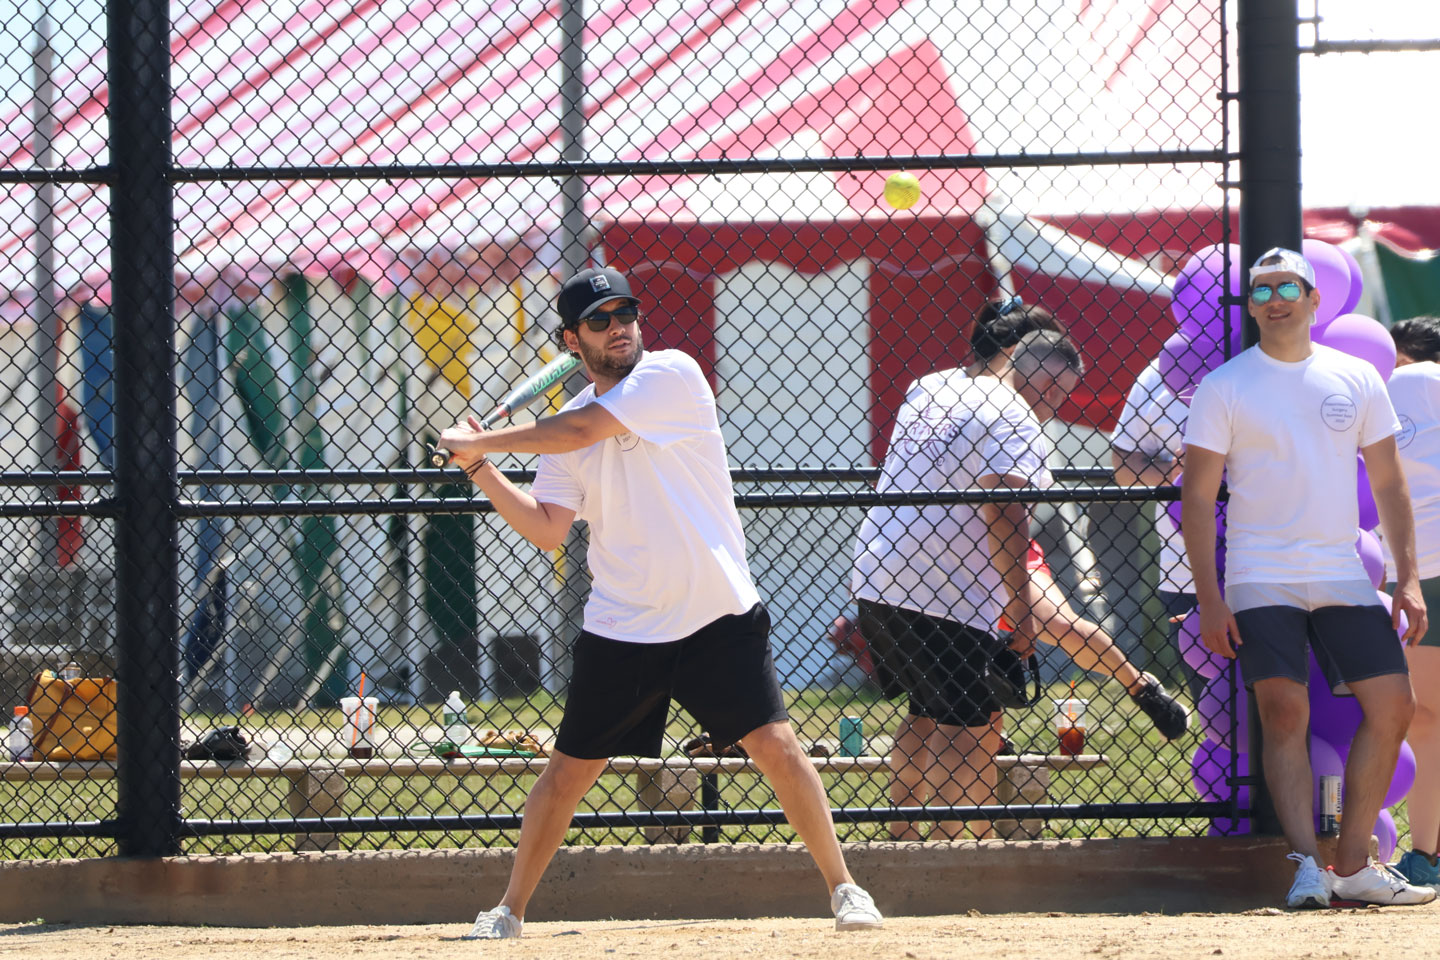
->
[1248,247,1316,286]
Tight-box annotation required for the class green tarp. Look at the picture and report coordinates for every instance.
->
[1376,241,1440,322]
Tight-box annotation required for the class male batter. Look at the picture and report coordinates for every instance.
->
[439,266,882,939]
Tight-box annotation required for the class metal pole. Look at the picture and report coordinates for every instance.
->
[558,0,587,277]
[556,0,591,662]
[109,0,181,856]
[29,11,58,564]
[1237,0,1302,839]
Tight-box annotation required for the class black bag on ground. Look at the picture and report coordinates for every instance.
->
[183,725,250,761]
[981,635,1043,708]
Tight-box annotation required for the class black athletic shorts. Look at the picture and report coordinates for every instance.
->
[1228,580,1409,694]
[856,598,999,728]
[554,603,789,759]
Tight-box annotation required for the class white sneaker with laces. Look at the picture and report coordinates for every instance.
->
[1285,852,1330,909]
[831,882,884,930]
[463,905,523,939]
[1330,859,1438,906]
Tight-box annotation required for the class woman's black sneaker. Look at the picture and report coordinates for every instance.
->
[1131,673,1190,741]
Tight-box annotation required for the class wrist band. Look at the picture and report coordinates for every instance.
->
[463,456,490,479]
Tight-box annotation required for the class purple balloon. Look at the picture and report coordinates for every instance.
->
[1192,737,1250,801]
[1179,609,1227,680]
[1174,244,1245,341]
[1303,239,1355,329]
[1356,529,1385,589]
[1357,455,1379,531]
[1314,313,1397,382]
[1197,672,1248,746]
[1337,244,1364,316]
[1387,741,1417,808]
[1374,809,1398,863]
[1307,651,1363,745]
[1334,734,1418,809]
[1158,326,1245,405]
[1193,738,1252,835]
[1165,495,1227,541]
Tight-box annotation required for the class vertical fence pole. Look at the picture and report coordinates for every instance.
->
[109,0,180,857]
[1237,0,1303,839]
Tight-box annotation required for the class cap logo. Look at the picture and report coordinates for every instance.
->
[590,275,612,293]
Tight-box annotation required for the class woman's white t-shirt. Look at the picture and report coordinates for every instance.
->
[1384,361,1440,579]
[529,349,759,643]
[1184,344,1399,585]
[851,372,1052,631]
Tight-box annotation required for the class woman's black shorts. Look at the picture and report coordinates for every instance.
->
[857,598,1000,728]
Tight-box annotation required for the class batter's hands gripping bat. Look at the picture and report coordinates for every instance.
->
[428,352,581,468]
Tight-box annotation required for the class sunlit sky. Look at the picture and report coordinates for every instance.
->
[1298,0,1440,208]
[1,0,1437,210]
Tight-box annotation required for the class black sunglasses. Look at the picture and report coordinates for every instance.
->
[579,305,640,332]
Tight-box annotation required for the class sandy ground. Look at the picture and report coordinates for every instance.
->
[5,908,1440,960]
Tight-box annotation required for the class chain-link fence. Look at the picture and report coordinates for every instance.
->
[0,0,1258,859]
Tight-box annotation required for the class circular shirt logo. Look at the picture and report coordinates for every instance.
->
[1398,414,1417,449]
[614,432,641,451]
[1320,394,1357,432]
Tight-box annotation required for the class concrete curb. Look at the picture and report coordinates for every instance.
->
[0,836,1306,926]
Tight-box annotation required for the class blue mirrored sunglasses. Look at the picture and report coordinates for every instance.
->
[1249,281,1303,305]
[580,305,640,331]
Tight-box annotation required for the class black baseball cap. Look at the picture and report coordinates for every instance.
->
[557,267,641,328]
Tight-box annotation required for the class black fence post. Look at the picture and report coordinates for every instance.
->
[1237,0,1303,839]
[109,0,180,857]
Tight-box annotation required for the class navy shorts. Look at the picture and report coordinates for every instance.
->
[1227,580,1408,695]
[856,598,999,728]
[554,603,788,759]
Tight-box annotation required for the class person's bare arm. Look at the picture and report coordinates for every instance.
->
[439,402,629,461]
[442,414,581,552]
[979,473,1040,653]
[1364,434,1428,644]
[1180,444,1241,657]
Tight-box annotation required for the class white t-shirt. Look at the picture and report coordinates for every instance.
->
[1184,344,1400,585]
[851,371,1053,631]
[1385,361,1440,579]
[529,349,760,643]
[1110,358,1193,593]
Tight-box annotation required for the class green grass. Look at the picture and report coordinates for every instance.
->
[0,680,1283,860]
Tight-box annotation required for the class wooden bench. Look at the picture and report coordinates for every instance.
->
[2,752,1108,849]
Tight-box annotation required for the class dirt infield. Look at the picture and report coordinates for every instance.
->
[4,907,1437,960]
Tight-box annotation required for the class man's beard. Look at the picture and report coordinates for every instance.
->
[579,329,644,380]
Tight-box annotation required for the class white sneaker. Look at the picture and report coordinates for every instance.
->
[1285,852,1330,909]
[463,905,523,939]
[831,882,884,930]
[1330,859,1438,906]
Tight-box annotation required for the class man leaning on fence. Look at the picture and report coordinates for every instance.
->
[438,265,882,939]
[1182,247,1433,908]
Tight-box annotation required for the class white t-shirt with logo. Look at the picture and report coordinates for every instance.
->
[529,349,760,643]
[1110,358,1193,593]
[851,371,1053,631]
[1384,361,1440,579]
[1184,344,1399,585]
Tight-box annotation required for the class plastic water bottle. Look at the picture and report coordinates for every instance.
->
[7,706,33,761]
[442,690,469,747]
